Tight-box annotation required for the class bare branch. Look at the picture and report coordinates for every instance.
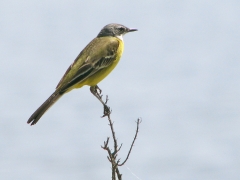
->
[116,168,122,180]
[98,92,141,180]
[118,118,141,166]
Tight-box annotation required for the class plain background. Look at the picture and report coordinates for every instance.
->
[1,1,240,179]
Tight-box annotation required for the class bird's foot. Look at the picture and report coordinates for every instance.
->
[101,95,111,117]
[102,104,111,117]
[95,85,102,95]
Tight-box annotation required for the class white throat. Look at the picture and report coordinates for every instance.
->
[116,34,124,41]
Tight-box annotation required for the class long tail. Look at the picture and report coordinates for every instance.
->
[27,91,63,125]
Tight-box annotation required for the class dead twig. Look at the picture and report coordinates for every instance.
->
[118,118,141,166]
[100,94,141,180]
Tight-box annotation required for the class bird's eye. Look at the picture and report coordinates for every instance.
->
[119,27,125,31]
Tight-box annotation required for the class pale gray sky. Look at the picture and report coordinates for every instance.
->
[1,1,240,179]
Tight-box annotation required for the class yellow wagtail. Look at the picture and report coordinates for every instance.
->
[27,23,137,125]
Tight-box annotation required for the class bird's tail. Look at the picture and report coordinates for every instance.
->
[27,91,63,125]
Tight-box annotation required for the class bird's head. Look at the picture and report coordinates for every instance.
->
[97,23,137,39]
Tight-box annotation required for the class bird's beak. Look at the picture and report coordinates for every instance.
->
[128,28,138,32]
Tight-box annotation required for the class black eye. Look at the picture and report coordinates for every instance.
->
[119,27,125,31]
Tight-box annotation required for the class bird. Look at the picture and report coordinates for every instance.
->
[27,23,137,125]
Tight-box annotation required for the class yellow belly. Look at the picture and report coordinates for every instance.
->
[74,39,124,88]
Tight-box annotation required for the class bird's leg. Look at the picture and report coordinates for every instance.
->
[90,85,111,117]
[95,85,102,95]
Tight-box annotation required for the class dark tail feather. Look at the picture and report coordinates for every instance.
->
[27,91,62,125]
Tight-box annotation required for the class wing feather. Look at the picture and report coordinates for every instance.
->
[57,37,119,93]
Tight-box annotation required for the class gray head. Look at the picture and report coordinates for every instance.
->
[97,23,137,38]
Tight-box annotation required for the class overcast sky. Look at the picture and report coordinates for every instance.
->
[1,1,240,179]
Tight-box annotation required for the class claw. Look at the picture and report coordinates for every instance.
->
[102,104,111,117]
[90,85,112,117]
[96,85,102,95]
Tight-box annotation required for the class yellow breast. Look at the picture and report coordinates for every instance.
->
[76,37,124,88]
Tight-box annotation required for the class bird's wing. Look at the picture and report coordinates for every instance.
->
[56,37,119,93]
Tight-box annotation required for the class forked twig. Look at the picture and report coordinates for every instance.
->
[118,118,141,166]
[100,94,141,180]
